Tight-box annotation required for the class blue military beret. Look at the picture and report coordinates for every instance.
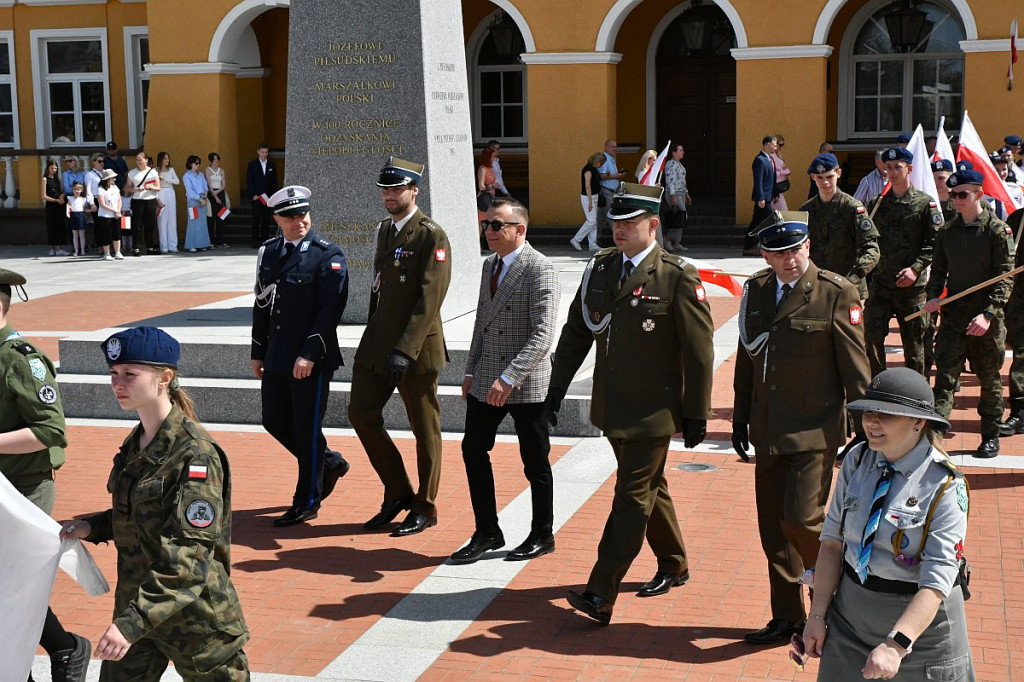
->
[1006,135,1022,147]
[101,326,180,368]
[990,151,1008,165]
[930,159,954,173]
[807,153,839,175]
[998,145,1014,156]
[753,211,809,252]
[947,169,984,187]
[955,159,974,172]
[882,147,914,164]
[896,133,912,144]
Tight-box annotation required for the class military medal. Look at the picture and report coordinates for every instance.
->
[399,274,407,283]
[630,299,639,307]
[630,284,644,307]
[906,496,918,507]
[642,319,655,332]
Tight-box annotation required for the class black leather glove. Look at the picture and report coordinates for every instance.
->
[681,419,707,449]
[384,350,413,385]
[732,422,750,462]
[836,435,867,463]
[540,387,566,428]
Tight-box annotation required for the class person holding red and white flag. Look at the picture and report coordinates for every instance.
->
[956,111,1024,214]
[640,141,671,186]
[182,155,212,253]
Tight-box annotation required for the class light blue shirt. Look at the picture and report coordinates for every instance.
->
[62,169,85,196]
[599,153,620,192]
[183,170,209,201]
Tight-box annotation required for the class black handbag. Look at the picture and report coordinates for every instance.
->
[775,179,791,194]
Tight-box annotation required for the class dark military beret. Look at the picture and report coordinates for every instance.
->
[101,326,180,368]
[377,156,424,187]
[896,133,912,144]
[883,147,914,164]
[848,367,949,430]
[1006,135,1023,147]
[807,153,839,175]
[754,211,809,252]
[931,159,954,173]
[955,159,974,172]
[999,145,1014,156]
[947,169,984,187]
[990,151,1008,165]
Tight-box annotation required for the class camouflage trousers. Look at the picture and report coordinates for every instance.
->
[864,284,927,377]
[1005,298,1024,406]
[933,307,1006,438]
[99,631,248,681]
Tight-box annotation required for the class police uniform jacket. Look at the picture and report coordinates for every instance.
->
[733,263,870,455]
[801,190,879,290]
[925,210,1013,319]
[354,208,451,374]
[867,187,943,289]
[549,245,715,439]
[251,231,348,375]
[0,324,66,479]
[83,406,249,654]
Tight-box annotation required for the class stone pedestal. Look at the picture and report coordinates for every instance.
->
[285,0,481,323]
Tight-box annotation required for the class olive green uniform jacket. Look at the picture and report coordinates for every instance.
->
[867,186,944,289]
[550,245,715,437]
[801,189,879,296]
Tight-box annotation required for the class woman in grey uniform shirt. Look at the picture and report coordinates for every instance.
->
[797,367,973,680]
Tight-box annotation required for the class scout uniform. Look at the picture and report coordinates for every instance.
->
[801,153,879,299]
[349,157,452,536]
[927,169,1013,458]
[82,327,249,680]
[548,183,715,624]
[817,368,973,681]
[733,212,870,643]
[251,186,350,526]
[864,147,944,377]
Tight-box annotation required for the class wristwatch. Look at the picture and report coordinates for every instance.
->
[983,310,996,321]
[887,629,913,653]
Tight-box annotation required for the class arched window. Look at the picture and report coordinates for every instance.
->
[470,11,527,144]
[841,0,964,139]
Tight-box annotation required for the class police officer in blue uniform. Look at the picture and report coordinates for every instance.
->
[251,186,350,526]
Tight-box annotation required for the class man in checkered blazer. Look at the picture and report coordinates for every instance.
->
[451,197,560,565]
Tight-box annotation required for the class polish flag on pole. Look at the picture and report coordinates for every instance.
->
[681,255,744,297]
[933,116,957,164]
[907,125,941,205]
[641,141,671,186]
[188,205,200,220]
[1009,18,1018,91]
[956,110,1024,211]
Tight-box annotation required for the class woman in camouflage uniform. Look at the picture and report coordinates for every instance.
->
[60,326,248,680]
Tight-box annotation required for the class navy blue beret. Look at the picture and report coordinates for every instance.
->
[882,147,914,164]
[1006,135,1022,147]
[947,169,984,187]
[896,133,912,144]
[101,326,180,367]
[955,159,974,172]
[990,151,1008,164]
[931,159,954,173]
[807,153,839,175]
[998,145,1014,156]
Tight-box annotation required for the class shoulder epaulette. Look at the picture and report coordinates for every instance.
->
[936,457,964,479]
[261,236,278,246]
[749,266,773,281]
[419,216,440,231]
[12,342,37,356]
[817,269,849,288]
[660,251,687,270]
[311,238,330,249]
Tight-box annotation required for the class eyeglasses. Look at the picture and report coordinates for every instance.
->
[789,633,807,672]
[949,190,977,200]
[480,219,520,232]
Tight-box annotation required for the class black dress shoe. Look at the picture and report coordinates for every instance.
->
[391,511,437,537]
[321,456,350,501]
[273,506,318,527]
[975,437,1000,458]
[566,590,613,625]
[504,533,555,561]
[744,618,802,645]
[450,529,505,564]
[364,497,411,530]
[637,569,690,597]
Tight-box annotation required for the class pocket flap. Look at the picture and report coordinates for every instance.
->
[791,317,828,332]
[885,505,925,530]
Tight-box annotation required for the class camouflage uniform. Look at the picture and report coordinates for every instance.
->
[923,198,960,375]
[83,405,249,680]
[801,189,879,299]
[927,210,1014,439]
[864,187,944,376]
[1003,241,1024,424]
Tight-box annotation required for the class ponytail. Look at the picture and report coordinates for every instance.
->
[167,371,200,422]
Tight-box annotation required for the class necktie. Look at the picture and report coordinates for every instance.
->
[856,463,894,582]
[284,242,295,260]
[619,261,634,292]
[778,282,792,305]
[490,258,503,297]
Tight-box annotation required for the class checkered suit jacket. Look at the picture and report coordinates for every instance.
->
[465,242,559,404]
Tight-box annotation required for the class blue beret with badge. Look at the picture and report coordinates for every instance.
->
[268,186,311,216]
[807,153,839,175]
[753,210,809,252]
[955,160,974,172]
[896,133,912,144]
[376,156,424,187]
[101,326,180,368]
[1006,135,1022,147]
[990,151,1008,165]
[930,159,953,173]
[947,169,984,187]
[607,182,664,220]
[883,147,914,164]
[999,145,1014,155]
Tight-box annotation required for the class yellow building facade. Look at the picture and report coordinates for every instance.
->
[0,0,1020,227]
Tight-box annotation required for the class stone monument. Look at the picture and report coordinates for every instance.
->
[284,0,481,323]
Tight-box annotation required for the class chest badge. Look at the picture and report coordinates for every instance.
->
[399,274,407,283]
[186,500,216,528]
[906,496,918,507]
[642,319,655,332]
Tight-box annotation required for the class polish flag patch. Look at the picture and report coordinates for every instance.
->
[435,248,447,262]
[856,206,866,214]
[331,261,342,270]
[695,284,706,302]
[850,306,862,325]
[188,465,208,480]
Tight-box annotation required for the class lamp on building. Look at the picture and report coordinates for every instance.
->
[883,1,933,53]
[679,0,720,55]
[489,11,519,59]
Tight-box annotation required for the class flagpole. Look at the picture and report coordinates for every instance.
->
[906,264,1024,321]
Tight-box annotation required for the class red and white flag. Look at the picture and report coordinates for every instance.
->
[217,206,231,220]
[641,141,671,186]
[956,110,1024,211]
[120,216,131,232]
[259,193,270,206]
[188,205,200,220]
[1010,18,1019,90]
[681,255,743,297]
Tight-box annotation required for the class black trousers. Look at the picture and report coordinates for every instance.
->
[133,197,157,249]
[251,199,273,243]
[461,395,553,535]
[261,368,340,511]
[208,190,226,243]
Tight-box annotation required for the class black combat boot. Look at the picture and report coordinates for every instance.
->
[999,406,1024,437]
[49,632,90,682]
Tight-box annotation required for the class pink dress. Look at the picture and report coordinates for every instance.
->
[772,152,791,210]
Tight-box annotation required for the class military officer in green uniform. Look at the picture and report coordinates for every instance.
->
[732,212,870,645]
[61,326,249,679]
[0,268,91,681]
[923,159,958,377]
[349,157,452,537]
[801,152,879,299]
[864,147,944,377]
[924,168,1014,458]
[543,183,715,625]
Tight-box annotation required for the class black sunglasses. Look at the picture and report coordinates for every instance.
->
[480,219,520,232]
[949,190,977,200]
[789,633,807,671]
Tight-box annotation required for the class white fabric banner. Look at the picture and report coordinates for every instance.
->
[907,124,941,205]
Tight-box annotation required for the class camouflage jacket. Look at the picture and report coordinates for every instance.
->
[926,209,1014,317]
[802,190,879,291]
[84,405,248,645]
[868,186,944,288]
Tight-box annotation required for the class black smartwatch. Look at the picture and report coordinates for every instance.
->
[983,310,996,321]
[887,629,913,653]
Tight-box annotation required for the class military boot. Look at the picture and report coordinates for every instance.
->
[999,407,1024,437]
[49,632,90,682]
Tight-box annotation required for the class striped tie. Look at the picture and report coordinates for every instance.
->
[856,463,893,582]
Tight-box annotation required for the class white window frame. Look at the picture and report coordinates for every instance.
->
[30,27,111,148]
[124,26,149,149]
[467,10,528,145]
[0,30,19,149]
[838,0,964,141]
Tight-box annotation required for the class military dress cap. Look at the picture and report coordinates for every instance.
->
[807,153,839,175]
[896,133,912,144]
[607,182,663,220]
[0,267,27,298]
[268,186,311,216]
[955,159,974,172]
[753,210,809,252]
[376,156,424,187]
[101,326,180,368]
[947,169,984,187]
[1006,135,1023,147]
[847,367,949,430]
[883,147,914,164]
[930,159,954,173]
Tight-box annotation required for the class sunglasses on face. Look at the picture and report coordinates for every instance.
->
[789,633,807,671]
[949,190,977,200]
[480,219,520,232]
